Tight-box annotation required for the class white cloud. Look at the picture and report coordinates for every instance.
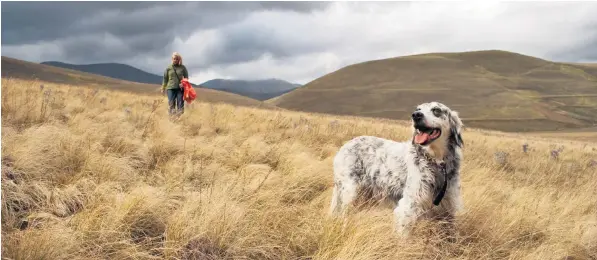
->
[192,51,344,84]
[171,29,225,68]
[3,41,64,63]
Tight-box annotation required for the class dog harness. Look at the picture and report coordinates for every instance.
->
[433,162,448,206]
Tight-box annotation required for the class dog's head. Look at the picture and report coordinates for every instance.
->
[410,102,463,149]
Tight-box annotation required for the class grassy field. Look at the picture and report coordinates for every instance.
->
[2,78,597,259]
[269,50,597,132]
[1,56,275,110]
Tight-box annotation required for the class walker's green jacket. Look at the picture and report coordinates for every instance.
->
[162,64,189,90]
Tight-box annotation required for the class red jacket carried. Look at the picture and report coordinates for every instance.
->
[180,78,197,104]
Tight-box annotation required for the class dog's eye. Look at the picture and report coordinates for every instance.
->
[432,107,442,117]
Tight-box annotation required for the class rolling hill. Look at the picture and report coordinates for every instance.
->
[1,56,276,109]
[40,60,300,100]
[269,50,597,132]
[200,78,301,101]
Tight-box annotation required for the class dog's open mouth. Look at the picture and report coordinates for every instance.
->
[414,125,441,145]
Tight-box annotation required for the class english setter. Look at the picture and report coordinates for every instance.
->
[330,102,464,237]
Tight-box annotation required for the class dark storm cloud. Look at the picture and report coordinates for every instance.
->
[1,1,330,63]
[1,2,158,44]
[546,24,597,62]
[1,1,328,43]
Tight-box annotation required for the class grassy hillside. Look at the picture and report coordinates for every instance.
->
[201,78,301,101]
[2,56,276,110]
[2,56,158,93]
[41,60,202,88]
[2,78,596,259]
[270,50,597,132]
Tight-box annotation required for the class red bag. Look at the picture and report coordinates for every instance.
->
[181,78,196,104]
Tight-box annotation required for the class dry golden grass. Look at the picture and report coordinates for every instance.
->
[2,78,597,260]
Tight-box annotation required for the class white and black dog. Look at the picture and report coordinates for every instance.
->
[330,102,464,237]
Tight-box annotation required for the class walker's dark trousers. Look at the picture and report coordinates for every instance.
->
[167,88,184,116]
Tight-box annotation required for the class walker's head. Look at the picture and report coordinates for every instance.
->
[172,52,183,65]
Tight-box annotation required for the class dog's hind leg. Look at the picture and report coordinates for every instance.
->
[329,179,358,216]
[330,149,362,216]
[329,183,341,216]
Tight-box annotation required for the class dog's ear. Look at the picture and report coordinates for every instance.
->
[448,110,464,148]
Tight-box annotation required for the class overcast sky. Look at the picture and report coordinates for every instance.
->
[3,1,597,85]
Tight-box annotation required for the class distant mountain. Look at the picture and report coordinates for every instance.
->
[200,78,302,101]
[40,61,172,85]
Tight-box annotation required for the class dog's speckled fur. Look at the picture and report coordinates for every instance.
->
[330,102,464,237]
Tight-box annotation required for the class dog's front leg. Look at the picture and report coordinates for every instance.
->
[393,176,433,238]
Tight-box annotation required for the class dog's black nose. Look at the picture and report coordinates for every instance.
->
[412,111,423,120]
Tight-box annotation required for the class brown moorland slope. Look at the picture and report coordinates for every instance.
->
[269,50,597,132]
[1,56,276,110]
[2,78,596,259]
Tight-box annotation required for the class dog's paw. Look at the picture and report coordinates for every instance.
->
[394,223,411,239]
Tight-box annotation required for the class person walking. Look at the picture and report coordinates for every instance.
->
[162,52,189,119]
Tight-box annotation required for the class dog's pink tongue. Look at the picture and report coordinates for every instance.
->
[414,132,430,144]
